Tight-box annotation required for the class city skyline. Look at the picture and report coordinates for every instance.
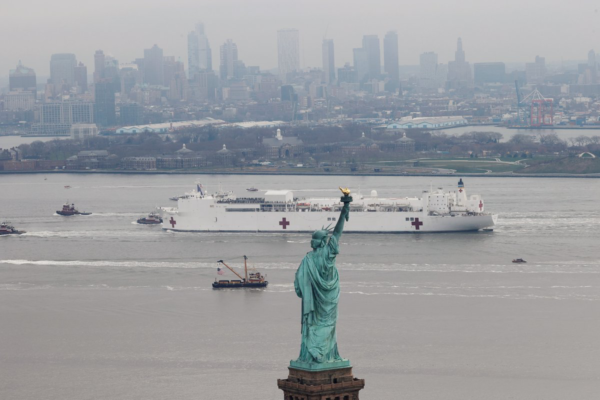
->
[2,0,600,79]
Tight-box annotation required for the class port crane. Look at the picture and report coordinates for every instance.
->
[514,82,553,127]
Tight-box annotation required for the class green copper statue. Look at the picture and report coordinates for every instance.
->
[290,187,353,371]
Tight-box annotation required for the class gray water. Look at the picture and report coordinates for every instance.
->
[1,174,599,399]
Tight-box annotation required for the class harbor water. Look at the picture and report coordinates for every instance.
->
[1,174,599,399]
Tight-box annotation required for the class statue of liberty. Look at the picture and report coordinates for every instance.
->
[291,188,352,371]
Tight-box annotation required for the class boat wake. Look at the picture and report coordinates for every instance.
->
[20,230,163,239]
[1,259,599,274]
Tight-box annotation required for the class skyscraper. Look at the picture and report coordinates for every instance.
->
[94,50,105,83]
[74,62,88,92]
[447,38,472,89]
[419,52,438,89]
[188,22,212,79]
[277,29,300,83]
[586,50,598,84]
[362,35,381,80]
[94,80,116,127]
[220,39,238,81]
[143,44,164,86]
[353,48,369,84]
[526,55,546,84]
[164,57,188,101]
[9,61,37,96]
[322,39,335,85]
[383,31,400,91]
[50,53,77,86]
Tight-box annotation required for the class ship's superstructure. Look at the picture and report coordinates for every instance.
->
[161,179,497,233]
[0,222,25,235]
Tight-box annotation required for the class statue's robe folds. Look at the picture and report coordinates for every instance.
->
[294,236,342,363]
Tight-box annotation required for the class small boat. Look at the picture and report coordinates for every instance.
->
[512,258,527,264]
[0,221,25,235]
[246,187,259,192]
[169,195,185,201]
[212,256,268,289]
[64,185,71,189]
[56,202,91,216]
[137,212,163,225]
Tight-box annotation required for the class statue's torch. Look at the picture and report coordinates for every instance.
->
[339,187,352,222]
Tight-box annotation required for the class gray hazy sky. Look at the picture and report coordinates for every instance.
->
[2,0,600,76]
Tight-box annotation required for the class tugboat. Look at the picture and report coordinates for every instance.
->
[0,222,25,235]
[512,258,527,263]
[212,256,268,289]
[137,212,163,225]
[56,202,91,216]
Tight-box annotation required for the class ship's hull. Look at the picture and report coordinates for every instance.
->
[137,219,162,225]
[212,281,269,289]
[163,209,497,233]
[0,230,25,235]
[57,211,91,216]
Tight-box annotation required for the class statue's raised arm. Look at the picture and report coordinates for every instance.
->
[333,187,352,241]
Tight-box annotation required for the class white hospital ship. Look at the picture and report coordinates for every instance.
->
[161,179,497,233]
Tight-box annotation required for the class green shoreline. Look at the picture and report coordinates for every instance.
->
[1,170,599,178]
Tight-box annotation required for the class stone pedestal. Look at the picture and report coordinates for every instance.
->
[277,366,365,400]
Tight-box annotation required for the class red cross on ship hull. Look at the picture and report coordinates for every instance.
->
[411,218,424,230]
[169,217,177,228]
[279,218,290,229]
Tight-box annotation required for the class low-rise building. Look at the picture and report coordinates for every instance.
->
[66,150,112,169]
[262,128,303,158]
[387,116,467,130]
[70,124,99,141]
[122,157,157,170]
[156,144,206,169]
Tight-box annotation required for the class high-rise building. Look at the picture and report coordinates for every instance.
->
[39,102,94,125]
[582,50,598,84]
[31,101,94,135]
[164,58,188,101]
[94,50,105,82]
[362,35,381,80]
[474,62,506,84]
[189,71,218,101]
[74,62,88,92]
[9,61,37,96]
[94,81,116,127]
[322,39,335,85]
[277,29,300,83]
[187,22,212,79]
[526,56,546,84]
[353,48,369,84]
[338,63,357,84]
[5,91,35,111]
[447,38,472,89]
[119,103,143,125]
[588,50,597,69]
[220,39,238,81]
[143,44,165,86]
[119,64,140,97]
[50,53,77,86]
[383,31,400,92]
[419,52,439,89]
